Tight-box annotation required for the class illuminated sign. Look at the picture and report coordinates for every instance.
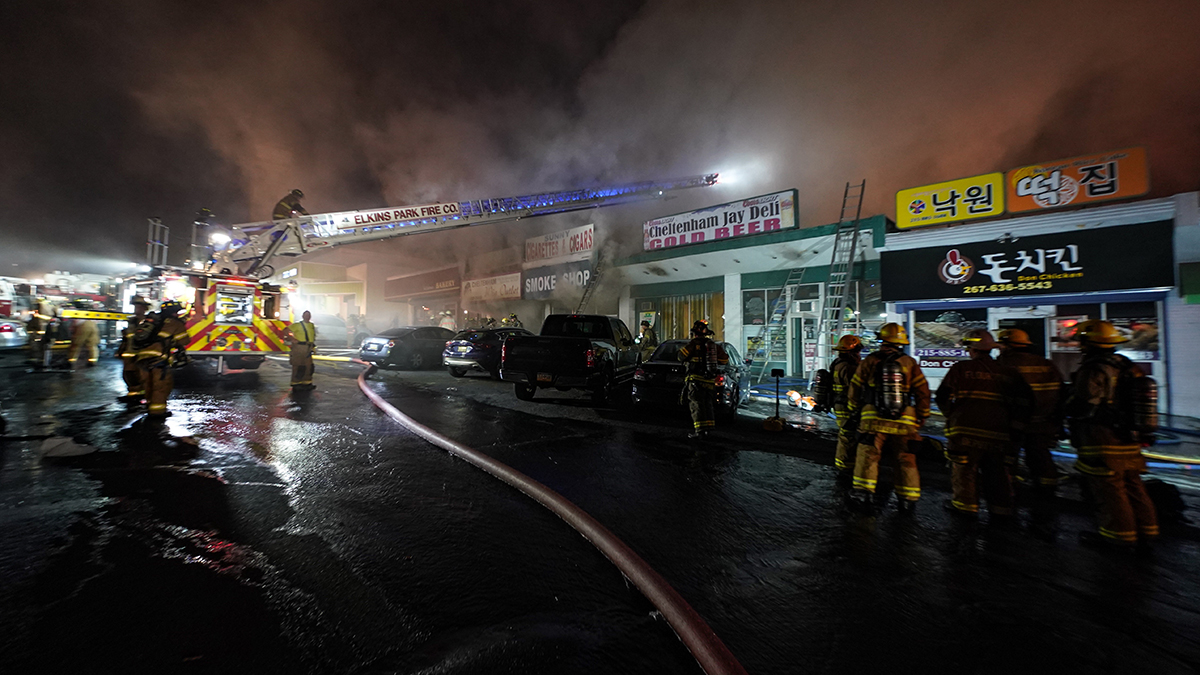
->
[643,189,798,251]
[895,173,1005,230]
[525,224,594,265]
[1005,147,1149,213]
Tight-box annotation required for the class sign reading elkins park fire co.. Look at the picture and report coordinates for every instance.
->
[881,221,1174,302]
[643,189,798,251]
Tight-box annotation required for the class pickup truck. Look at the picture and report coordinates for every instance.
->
[500,314,641,403]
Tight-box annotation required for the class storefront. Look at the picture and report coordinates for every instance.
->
[615,189,887,377]
[880,192,1200,413]
[383,266,461,327]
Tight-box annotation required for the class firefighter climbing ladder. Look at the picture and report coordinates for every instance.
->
[574,256,605,314]
[750,266,807,383]
[817,180,866,355]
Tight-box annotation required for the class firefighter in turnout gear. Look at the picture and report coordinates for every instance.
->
[678,320,728,439]
[117,296,152,402]
[846,323,930,513]
[272,189,309,220]
[133,300,190,418]
[1066,320,1159,549]
[936,329,1032,519]
[287,310,317,389]
[996,328,1065,489]
[67,316,100,368]
[636,320,659,362]
[28,297,59,367]
[831,335,864,475]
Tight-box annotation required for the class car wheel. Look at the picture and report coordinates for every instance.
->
[408,351,424,370]
[719,385,740,423]
[448,366,466,378]
[514,383,536,401]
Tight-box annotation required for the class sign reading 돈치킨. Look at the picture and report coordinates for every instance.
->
[643,189,798,251]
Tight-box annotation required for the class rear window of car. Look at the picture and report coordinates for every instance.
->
[650,341,686,362]
[541,316,611,338]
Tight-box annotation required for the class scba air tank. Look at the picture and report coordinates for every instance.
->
[1129,376,1159,433]
[876,357,908,419]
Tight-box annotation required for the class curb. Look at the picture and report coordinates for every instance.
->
[356,367,748,675]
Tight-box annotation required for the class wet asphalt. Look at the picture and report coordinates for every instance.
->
[2,350,1200,674]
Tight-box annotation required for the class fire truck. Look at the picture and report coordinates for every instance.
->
[97,174,720,372]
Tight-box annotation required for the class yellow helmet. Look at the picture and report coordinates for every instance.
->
[961,328,998,350]
[997,328,1032,346]
[1073,319,1128,347]
[834,335,863,352]
[877,322,909,345]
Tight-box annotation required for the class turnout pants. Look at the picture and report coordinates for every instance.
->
[853,432,921,501]
[290,344,315,386]
[68,335,99,366]
[144,363,174,417]
[1021,432,1060,487]
[1083,456,1159,544]
[947,436,1014,515]
[834,428,857,471]
[122,358,146,398]
[686,381,716,432]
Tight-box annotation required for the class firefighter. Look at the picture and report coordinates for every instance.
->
[272,189,309,220]
[27,297,56,366]
[846,323,930,513]
[1066,320,1159,549]
[117,296,152,402]
[830,334,863,477]
[438,311,458,332]
[286,310,317,389]
[134,300,190,418]
[502,313,523,328]
[67,316,100,368]
[635,320,659,361]
[678,320,728,439]
[996,328,1065,490]
[936,329,1032,519]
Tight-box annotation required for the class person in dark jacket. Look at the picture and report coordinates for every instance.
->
[272,189,309,220]
[677,320,728,439]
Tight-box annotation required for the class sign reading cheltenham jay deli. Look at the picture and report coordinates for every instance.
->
[880,221,1174,302]
[643,189,798,251]
[1005,147,1150,213]
[895,173,1005,230]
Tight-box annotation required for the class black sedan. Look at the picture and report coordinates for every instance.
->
[359,326,456,369]
[631,339,750,422]
[442,327,532,378]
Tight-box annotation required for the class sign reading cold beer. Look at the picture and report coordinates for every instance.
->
[522,260,593,300]
[643,189,798,251]
[1005,147,1149,213]
[880,220,1174,302]
[895,173,1005,230]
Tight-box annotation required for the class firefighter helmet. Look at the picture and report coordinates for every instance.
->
[159,300,185,315]
[877,322,909,345]
[130,295,151,307]
[1073,319,1128,347]
[961,328,998,350]
[290,189,304,199]
[690,320,712,336]
[997,328,1032,346]
[834,335,863,352]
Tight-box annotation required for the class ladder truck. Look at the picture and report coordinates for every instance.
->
[110,174,719,372]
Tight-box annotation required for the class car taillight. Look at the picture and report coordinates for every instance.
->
[633,367,646,381]
[585,348,596,369]
[502,342,508,361]
[0,325,12,333]
[715,374,726,387]
[387,340,395,348]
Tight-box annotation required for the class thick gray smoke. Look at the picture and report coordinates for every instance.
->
[2,0,1198,275]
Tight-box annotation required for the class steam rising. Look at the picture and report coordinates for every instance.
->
[2,0,1199,275]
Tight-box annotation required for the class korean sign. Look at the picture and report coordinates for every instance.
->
[462,273,521,303]
[895,173,1004,230]
[1005,147,1149,213]
[643,189,797,251]
[522,260,593,300]
[880,220,1174,302]
[524,224,594,266]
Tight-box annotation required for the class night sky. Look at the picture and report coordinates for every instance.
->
[3,0,1200,277]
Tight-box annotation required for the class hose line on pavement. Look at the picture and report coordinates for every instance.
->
[356,367,748,675]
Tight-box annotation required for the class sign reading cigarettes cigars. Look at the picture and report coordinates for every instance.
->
[643,189,798,251]
[524,224,594,266]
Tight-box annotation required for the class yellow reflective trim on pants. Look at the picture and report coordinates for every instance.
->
[834,457,848,469]
[895,486,921,499]
[951,500,979,513]
[1099,527,1138,543]
[1141,525,1160,537]
[852,477,876,492]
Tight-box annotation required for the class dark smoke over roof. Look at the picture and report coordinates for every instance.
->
[2,0,1198,276]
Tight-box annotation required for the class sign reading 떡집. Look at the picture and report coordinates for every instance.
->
[895,173,1005,230]
[1005,147,1150,214]
[643,190,798,251]
[880,221,1175,302]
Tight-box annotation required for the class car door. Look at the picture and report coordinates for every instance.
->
[414,328,444,362]
[610,319,639,374]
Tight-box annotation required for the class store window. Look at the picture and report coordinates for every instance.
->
[652,292,724,341]
[911,308,987,369]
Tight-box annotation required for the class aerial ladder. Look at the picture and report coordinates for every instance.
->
[816,180,866,357]
[214,174,719,279]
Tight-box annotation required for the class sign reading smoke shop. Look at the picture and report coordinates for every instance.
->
[522,260,593,300]
[524,224,594,266]
[643,189,798,251]
[880,220,1174,302]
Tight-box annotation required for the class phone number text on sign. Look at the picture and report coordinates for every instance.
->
[962,281,1054,294]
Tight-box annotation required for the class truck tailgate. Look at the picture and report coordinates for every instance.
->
[502,335,594,378]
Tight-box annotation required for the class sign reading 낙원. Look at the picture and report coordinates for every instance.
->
[643,189,798,251]
[895,173,1005,230]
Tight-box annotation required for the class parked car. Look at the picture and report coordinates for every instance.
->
[309,313,371,349]
[630,339,750,422]
[500,314,640,403]
[359,326,456,369]
[442,327,533,378]
[0,318,28,351]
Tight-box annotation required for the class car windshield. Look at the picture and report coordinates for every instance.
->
[541,316,609,337]
[649,341,686,362]
[378,328,413,338]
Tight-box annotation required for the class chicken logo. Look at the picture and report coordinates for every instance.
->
[938,249,974,285]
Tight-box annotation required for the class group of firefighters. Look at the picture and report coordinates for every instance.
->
[822,319,1160,550]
